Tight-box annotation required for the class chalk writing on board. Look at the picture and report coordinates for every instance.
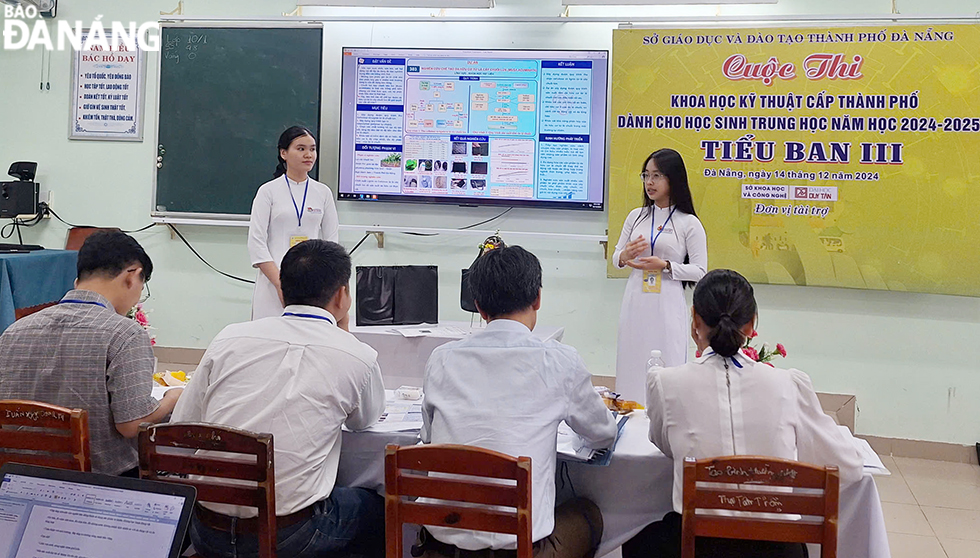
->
[164,34,180,65]
[185,33,208,61]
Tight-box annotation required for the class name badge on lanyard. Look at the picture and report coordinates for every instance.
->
[642,206,676,295]
[286,175,310,248]
[642,270,662,293]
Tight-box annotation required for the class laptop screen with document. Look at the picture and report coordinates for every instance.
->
[0,463,195,558]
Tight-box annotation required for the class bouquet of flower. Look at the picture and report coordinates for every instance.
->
[126,303,156,346]
[742,330,786,366]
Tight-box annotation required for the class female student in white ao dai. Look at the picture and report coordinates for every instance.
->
[622,269,864,558]
[612,148,707,402]
[248,126,339,319]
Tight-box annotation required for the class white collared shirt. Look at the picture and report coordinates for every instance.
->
[421,319,618,550]
[611,205,707,281]
[248,175,339,268]
[172,305,385,517]
[647,349,865,512]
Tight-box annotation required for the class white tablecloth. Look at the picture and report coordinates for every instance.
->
[558,417,891,558]
[350,321,564,388]
[338,415,890,558]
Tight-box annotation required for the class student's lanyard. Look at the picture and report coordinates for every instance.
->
[285,175,310,228]
[283,312,334,325]
[703,350,744,369]
[59,300,107,308]
[649,206,677,256]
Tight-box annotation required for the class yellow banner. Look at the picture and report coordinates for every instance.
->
[609,25,980,296]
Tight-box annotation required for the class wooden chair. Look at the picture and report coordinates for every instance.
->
[384,443,533,558]
[681,456,840,558]
[138,422,277,558]
[0,400,91,471]
[64,226,121,251]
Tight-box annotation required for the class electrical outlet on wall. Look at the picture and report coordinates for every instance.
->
[38,188,52,218]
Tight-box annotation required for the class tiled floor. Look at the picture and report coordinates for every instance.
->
[865,455,980,558]
[600,454,980,558]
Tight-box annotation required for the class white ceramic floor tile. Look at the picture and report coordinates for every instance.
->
[886,533,948,558]
[921,506,980,541]
[894,457,980,486]
[883,502,936,536]
[875,473,917,505]
[940,537,980,558]
[906,477,980,510]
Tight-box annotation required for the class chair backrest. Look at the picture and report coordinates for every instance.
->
[0,399,91,471]
[138,422,276,558]
[681,456,839,558]
[384,443,532,558]
[65,226,121,251]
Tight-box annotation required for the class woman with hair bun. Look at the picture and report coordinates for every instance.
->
[248,126,339,319]
[622,269,864,558]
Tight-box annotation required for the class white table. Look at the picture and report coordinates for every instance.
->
[350,321,564,388]
[338,415,890,558]
[557,417,891,558]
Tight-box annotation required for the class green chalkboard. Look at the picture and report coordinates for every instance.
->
[154,25,323,217]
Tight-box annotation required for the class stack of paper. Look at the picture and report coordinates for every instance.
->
[369,400,424,433]
[839,425,890,475]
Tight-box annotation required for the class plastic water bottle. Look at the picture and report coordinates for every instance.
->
[646,349,665,376]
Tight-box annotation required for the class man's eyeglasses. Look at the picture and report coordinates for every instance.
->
[139,281,151,304]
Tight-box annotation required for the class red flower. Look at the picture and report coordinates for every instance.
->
[750,330,758,339]
[742,346,760,361]
[695,349,702,358]
[776,343,787,358]
[765,362,774,367]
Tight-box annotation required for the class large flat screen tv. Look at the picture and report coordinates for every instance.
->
[338,47,608,210]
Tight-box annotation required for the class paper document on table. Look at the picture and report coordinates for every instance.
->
[556,415,629,466]
[839,425,889,475]
[369,400,424,432]
[395,325,469,338]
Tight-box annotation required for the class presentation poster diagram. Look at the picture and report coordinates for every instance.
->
[339,48,608,209]
[609,25,980,297]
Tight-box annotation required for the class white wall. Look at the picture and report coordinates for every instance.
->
[1,0,978,445]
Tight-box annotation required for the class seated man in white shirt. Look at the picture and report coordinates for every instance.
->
[419,245,618,558]
[172,239,387,558]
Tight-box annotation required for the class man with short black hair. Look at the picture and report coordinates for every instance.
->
[172,239,386,558]
[420,246,618,558]
[0,230,181,476]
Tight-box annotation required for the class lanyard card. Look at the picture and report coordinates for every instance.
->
[642,270,662,293]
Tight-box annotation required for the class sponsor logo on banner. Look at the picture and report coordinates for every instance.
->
[741,184,836,201]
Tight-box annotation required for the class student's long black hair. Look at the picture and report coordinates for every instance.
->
[627,148,699,287]
[273,125,316,178]
[641,148,697,217]
[693,269,757,358]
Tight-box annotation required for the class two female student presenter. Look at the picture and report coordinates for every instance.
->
[248,126,339,319]
[612,148,708,401]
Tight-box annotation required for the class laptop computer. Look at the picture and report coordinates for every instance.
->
[0,462,196,558]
